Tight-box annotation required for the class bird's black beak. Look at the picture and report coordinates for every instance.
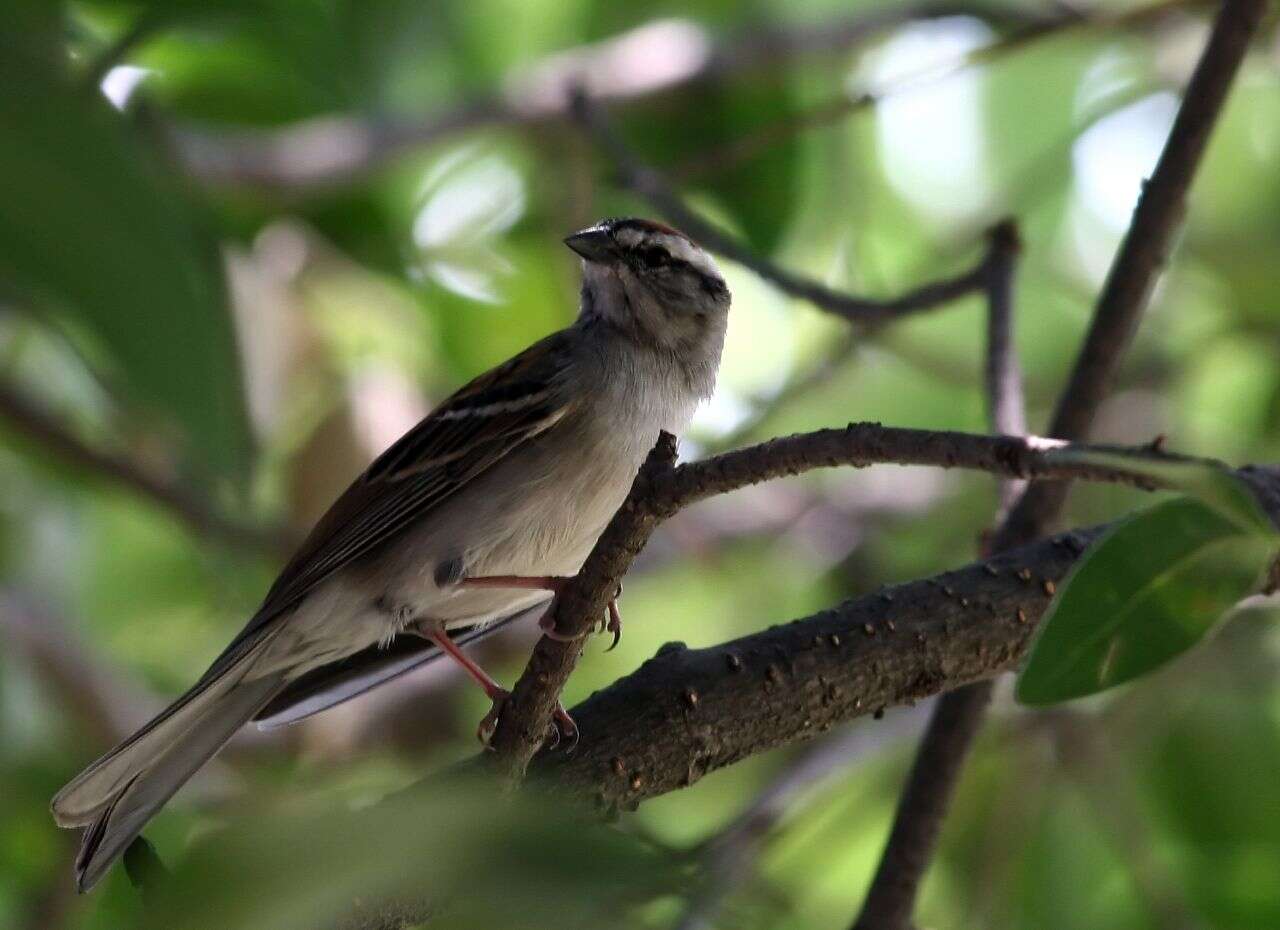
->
[564,226,614,263]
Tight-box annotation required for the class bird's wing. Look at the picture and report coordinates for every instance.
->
[205,331,575,679]
[253,611,529,729]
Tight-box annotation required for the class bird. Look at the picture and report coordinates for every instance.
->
[51,217,731,891]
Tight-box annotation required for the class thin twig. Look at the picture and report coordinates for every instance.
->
[850,2,1267,927]
[650,426,1208,512]
[1000,0,1266,549]
[981,220,1026,514]
[383,458,1279,930]
[0,378,291,555]
[483,434,681,783]
[571,90,992,327]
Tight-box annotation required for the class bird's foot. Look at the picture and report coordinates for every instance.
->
[539,583,624,648]
[548,703,580,753]
[460,573,623,650]
[538,605,589,642]
[476,689,578,753]
[477,687,512,747]
[597,584,623,651]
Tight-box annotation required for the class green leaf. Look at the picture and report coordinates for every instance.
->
[0,5,251,483]
[1016,497,1276,706]
[1045,449,1276,535]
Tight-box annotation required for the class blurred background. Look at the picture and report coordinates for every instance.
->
[3,0,1280,927]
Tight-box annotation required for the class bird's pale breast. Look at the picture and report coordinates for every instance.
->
[263,341,701,676]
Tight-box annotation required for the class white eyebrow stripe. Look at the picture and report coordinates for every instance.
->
[663,235,722,280]
[436,389,550,420]
[617,228,723,281]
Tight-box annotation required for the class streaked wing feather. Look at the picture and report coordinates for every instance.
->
[253,610,529,728]
[207,332,573,675]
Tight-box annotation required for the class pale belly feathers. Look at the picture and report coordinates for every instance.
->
[254,352,700,679]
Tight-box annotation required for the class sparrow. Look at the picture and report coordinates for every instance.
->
[51,217,731,891]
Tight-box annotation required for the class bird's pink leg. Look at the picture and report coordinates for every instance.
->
[423,624,508,702]
[459,575,624,648]
[424,624,577,749]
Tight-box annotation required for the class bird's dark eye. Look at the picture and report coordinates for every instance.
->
[639,245,670,268]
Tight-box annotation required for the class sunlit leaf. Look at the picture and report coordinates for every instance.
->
[1016,498,1276,706]
[412,147,526,303]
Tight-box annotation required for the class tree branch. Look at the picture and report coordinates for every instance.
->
[0,378,291,555]
[853,216,1026,930]
[852,1,1267,926]
[998,0,1268,549]
[377,442,1276,930]
[649,426,1199,511]
[981,220,1026,514]
[571,90,992,327]
[483,434,681,782]
[479,418,1244,782]
[519,463,1279,809]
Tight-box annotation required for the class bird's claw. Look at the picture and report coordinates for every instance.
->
[538,582,622,650]
[476,689,577,754]
[476,687,512,748]
[539,608,588,642]
[551,704,579,753]
[604,596,623,652]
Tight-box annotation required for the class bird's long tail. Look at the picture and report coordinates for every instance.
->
[51,634,286,891]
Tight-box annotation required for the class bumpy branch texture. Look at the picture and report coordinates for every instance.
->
[529,463,1280,810]
[0,378,290,555]
[480,419,1250,781]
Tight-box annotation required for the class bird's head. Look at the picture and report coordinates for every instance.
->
[566,217,730,362]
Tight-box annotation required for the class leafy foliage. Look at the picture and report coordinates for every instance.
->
[1017,495,1276,705]
[142,776,694,930]
[2,0,1280,928]
[1019,459,1278,704]
[0,1,251,483]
